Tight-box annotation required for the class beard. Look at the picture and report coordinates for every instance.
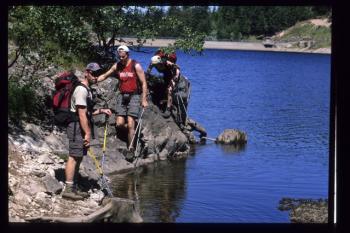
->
[88,78,97,85]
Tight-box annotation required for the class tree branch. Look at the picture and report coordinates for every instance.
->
[8,49,21,68]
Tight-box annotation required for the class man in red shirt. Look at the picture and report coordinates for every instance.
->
[96,45,148,155]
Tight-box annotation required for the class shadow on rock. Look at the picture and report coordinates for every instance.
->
[54,168,100,191]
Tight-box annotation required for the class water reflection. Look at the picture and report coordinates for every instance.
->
[216,143,246,154]
[109,160,187,222]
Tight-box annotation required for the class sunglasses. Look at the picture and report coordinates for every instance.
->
[89,70,102,77]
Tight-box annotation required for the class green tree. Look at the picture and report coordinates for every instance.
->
[8,6,206,123]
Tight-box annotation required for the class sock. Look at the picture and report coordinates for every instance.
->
[65,181,74,186]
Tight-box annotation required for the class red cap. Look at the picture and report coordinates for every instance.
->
[167,53,177,63]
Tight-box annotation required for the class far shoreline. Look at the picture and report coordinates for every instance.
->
[119,38,331,55]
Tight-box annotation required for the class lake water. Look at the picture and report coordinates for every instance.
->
[109,48,331,223]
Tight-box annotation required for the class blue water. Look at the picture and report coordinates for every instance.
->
[110,48,331,223]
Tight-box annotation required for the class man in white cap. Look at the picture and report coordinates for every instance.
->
[95,45,148,156]
[62,62,112,200]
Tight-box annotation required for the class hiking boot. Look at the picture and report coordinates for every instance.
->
[162,108,171,118]
[62,184,85,201]
[75,185,90,198]
[124,148,135,162]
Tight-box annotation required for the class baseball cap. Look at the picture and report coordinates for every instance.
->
[86,62,101,71]
[117,45,130,52]
[151,55,162,65]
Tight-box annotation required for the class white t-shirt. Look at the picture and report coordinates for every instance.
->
[70,85,92,112]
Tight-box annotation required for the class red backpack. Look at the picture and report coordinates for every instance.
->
[52,71,81,126]
[155,49,177,63]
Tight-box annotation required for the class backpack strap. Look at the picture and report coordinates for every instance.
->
[71,82,95,140]
[131,59,142,94]
[73,121,77,142]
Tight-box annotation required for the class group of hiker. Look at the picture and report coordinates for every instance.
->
[55,45,205,200]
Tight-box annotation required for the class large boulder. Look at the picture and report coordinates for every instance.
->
[80,74,191,177]
[216,129,247,144]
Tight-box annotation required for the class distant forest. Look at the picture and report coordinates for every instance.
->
[120,6,331,40]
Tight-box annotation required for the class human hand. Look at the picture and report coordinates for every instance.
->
[142,100,149,108]
[166,60,174,66]
[83,133,91,148]
[101,108,112,116]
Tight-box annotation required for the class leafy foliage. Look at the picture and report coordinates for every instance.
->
[7,6,330,124]
[214,6,319,40]
[8,81,39,123]
[9,6,92,69]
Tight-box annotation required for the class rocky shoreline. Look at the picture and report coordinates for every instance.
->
[279,198,328,223]
[8,102,190,222]
[8,49,193,222]
[8,96,191,223]
[8,41,326,223]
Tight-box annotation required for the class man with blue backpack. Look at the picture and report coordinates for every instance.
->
[53,63,112,200]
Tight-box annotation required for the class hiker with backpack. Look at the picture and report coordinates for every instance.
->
[95,45,148,155]
[146,49,180,118]
[53,63,112,200]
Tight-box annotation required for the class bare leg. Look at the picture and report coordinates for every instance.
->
[166,87,173,109]
[116,116,126,129]
[65,156,83,183]
[74,157,83,184]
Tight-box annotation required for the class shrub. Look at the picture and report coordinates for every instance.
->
[8,81,39,124]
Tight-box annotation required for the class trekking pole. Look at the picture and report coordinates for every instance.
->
[201,136,217,142]
[178,95,188,121]
[87,148,114,197]
[128,108,145,151]
[101,115,109,171]
[133,109,145,168]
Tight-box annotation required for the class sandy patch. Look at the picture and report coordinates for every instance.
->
[309,18,331,27]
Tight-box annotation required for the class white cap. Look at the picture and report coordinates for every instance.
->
[151,55,162,65]
[117,45,130,52]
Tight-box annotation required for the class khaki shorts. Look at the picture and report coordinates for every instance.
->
[116,93,141,118]
[67,121,87,157]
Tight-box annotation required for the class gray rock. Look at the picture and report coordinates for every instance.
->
[32,192,53,211]
[13,191,32,204]
[46,167,56,178]
[9,187,13,196]
[278,198,328,223]
[27,180,47,196]
[216,129,247,144]
[32,170,47,178]
[41,175,63,194]
[37,154,54,164]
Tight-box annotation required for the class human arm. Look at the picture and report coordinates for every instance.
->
[168,67,180,94]
[77,106,91,147]
[96,64,117,82]
[166,60,180,71]
[135,63,149,108]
